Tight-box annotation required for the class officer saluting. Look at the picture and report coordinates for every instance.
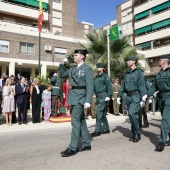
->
[117,56,147,143]
[59,49,94,157]
[91,63,112,137]
[148,55,170,152]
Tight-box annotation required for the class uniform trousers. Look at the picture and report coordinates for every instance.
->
[128,101,140,135]
[96,100,110,132]
[159,97,170,143]
[69,105,91,151]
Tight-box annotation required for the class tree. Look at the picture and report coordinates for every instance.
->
[79,30,144,79]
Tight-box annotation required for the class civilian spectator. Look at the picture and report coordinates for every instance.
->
[30,78,41,123]
[3,78,15,126]
[42,84,51,122]
[25,80,30,123]
[10,76,17,123]
[15,77,29,125]
[62,78,71,115]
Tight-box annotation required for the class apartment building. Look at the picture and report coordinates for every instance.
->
[0,0,93,77]
[134,0,170,74]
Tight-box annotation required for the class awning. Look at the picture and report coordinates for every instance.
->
[10,0,48,10]
[152,1,170,14]
[135,10,150,21]
[152,19,170,30]
[137,41,151,49]
[135,25,152,35]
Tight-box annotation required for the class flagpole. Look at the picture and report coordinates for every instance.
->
[38,32,41,75]
[107,26,110,77]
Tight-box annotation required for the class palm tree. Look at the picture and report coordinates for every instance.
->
[79,30,144,79]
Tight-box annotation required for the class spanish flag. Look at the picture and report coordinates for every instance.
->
[38,0,44,32]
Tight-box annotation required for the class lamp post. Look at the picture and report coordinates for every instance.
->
[18,61,22,75]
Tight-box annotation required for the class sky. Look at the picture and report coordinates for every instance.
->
[78,0,126,29]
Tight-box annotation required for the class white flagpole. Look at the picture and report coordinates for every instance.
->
[107,26,110,77]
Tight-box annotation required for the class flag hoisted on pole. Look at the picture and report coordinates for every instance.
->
[38,0,44,32]
[38,0,44,75]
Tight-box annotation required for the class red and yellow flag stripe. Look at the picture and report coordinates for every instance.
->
[38,0,44,32]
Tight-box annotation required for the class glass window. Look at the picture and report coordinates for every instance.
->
[20,43,34,54]
[54,47,67,58]
[53,0,61,3]
[0,40,9,53]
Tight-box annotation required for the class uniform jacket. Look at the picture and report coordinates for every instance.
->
[148,67,170,98]
[50,76,62,96]
[59,63,94,105]
[118,68,147,103]
[94,72,113,102]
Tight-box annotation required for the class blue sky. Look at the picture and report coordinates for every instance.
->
[78,0,125,29]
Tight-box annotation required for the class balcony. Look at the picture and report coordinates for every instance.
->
[135,9,170,29]
[134,0,168,15]
[135,26,170,44]
[121,13,133,24]
[121,0,132,11]
[144,43,170,58]
[122,28,133,36]
[0,1,48,21]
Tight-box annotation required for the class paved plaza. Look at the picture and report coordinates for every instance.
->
[0,112,170,170]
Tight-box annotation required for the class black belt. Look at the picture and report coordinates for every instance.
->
[127,90,139,96]
[158,91,170,98]
[96,91,107,97]
[69,85,86,90]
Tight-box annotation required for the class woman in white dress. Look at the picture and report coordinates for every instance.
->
[3,78,15,126]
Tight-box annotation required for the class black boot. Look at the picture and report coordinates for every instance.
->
[155,142,165,152]
[129,134,141,142]
[91,131,101,137]
[61,148,77,157]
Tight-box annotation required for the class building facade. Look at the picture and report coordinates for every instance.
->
[98,0,170,74]
[0,0,93,77]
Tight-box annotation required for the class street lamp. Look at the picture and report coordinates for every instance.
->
[18,61,22,75]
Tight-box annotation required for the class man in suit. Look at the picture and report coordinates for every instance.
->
[15,77,29,125]
[59,49,94,157]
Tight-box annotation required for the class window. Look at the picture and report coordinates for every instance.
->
[0,40,9,53]
[122,8,132,17]
[54,48,67,58]
[121,22,132,31]
[53,0,61,3]
[20,43,34,54]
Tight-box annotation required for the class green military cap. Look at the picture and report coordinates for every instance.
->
[96,63,105,68]
[126,56,138,61]
[74,49,88,55]
[160,55,170,59]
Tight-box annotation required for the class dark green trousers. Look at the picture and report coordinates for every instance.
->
[159,97,170,143]
[96,100,109,132]
[69,105,91,151]
[128,102,140,135]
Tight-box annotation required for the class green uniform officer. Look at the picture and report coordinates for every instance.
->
[148,55,170,152]
[91,63,113,137]
[50,73,62,115]
[112,79,120,116]
[59,49,94,157]
[117,56,147,143]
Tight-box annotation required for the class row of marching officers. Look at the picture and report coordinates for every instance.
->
[59,49,170,157]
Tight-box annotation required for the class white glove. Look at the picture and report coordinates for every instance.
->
[84,103,91,108]
[140,101,145,108]
[63,58,68,63]
[117,98,121,104]
[112,98,114,100]
[142,94,147,101]
[153,91,159,97]
[105,97,110,101]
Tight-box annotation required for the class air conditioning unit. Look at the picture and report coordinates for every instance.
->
[45,46,52,51]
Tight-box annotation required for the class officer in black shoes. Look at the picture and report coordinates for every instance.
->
[59,49,94,157]
[91,63,112,137]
